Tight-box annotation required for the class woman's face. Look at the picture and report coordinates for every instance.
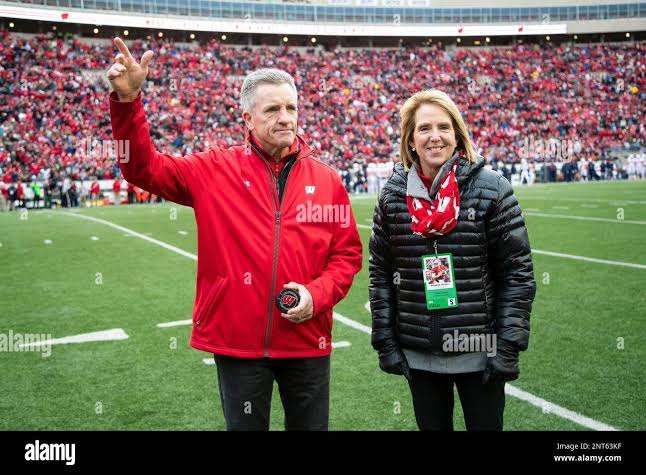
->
[410,103,457,174]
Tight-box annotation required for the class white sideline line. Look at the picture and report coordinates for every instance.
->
[505,385,618,431]
[54,211,619,430]
[157,319,192,328]
[357,224,646,269]
[525,212,646,225]
[18,329,129,348]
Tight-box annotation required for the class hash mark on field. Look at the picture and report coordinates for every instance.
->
[157,319,192,328]
[552,206,570,210]
[43,239,52,245]
[18,329,129,348]
[332,341,352,349]
[54,211,622,430]
[178,231,188,235]
[90,236,99,241]
[580,204,599,208]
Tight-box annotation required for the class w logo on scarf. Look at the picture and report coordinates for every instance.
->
[407,162,461,238]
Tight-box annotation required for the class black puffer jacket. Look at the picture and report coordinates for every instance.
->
[369,156,536,379]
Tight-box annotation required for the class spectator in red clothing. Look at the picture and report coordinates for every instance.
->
[15,180,25,208]
[0,182,8,212]
[0,30,644,186]
[90,178,100,206]
[112,178,122,205]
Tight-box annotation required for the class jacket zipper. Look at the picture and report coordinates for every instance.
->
[252,143,314,357]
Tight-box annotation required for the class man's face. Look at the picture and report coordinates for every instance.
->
[243,83,298,153]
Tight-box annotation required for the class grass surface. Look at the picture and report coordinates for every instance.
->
[1,179,644,430]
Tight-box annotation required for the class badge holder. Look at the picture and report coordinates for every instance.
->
[421,242,458,310]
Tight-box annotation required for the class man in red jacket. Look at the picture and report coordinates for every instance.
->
[107,38,362,430]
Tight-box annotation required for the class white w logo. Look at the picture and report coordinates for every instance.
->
[437,197,451,213]
[305,186,316,194]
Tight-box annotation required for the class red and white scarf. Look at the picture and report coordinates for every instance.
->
[406,158,461,238]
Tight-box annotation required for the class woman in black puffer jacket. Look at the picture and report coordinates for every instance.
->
[369,90,536,431]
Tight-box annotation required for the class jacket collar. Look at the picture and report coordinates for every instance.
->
[247,131,312,163]
[401,152,485,196]
[407,152,459,200]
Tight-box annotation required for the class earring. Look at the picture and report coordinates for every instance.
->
[412,147,416,152]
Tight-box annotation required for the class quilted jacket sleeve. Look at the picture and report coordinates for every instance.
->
[369,191,399,352]
[486,174,537,354]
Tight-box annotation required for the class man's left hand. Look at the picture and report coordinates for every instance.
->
[280,282,314,324]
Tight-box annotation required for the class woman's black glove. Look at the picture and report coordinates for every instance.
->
[378,342,412,382]
[482,339,520,384]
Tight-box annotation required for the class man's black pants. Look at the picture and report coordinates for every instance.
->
[408,369,506,431]
[214,354,330,431]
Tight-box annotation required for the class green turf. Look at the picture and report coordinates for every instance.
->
[1,180,645,430]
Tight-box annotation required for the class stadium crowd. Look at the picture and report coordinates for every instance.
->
[0,30,644,209]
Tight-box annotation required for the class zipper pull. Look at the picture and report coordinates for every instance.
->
[276,211,280,223]
[433,240,438,255]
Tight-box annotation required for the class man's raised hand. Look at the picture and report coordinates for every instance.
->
[106,37,154,102]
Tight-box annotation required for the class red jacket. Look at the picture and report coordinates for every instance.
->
[110,92,363,358]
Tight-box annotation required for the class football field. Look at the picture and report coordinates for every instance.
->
[1,180,644,430]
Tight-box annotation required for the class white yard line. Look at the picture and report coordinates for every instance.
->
[524,212,646,225]
[55,210,620,430]
[516,196,646,205]
[58,212,198,261]
[357,225,645,269]
[18,329,129,348]
[531,250,646,270]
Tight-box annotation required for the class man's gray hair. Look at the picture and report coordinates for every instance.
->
[240,68,297,113]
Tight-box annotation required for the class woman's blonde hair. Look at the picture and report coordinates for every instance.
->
[399,89,477,170]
